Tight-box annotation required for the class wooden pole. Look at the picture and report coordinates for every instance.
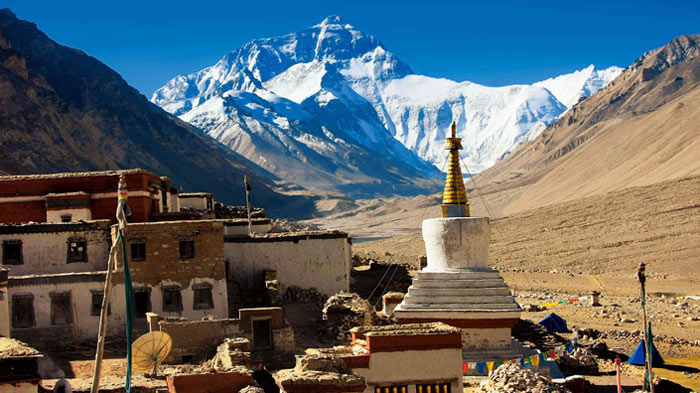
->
[90,236,120,393]
[244,176,252,235]
[91,175,128,393]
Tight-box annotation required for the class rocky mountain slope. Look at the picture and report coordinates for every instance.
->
[153,16,619,195]
[475,34,700,216]
[0,9,314,218]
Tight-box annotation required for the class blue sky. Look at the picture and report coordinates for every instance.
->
[6,0,699,96]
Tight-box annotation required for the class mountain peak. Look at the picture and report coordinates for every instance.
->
[0,8,17,18]
[317,15,352,28]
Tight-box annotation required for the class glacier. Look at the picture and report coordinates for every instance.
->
[152,15,620,194]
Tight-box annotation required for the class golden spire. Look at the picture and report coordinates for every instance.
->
[442,121,470,217]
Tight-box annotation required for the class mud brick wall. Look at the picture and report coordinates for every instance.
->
[159,319,241,363]
[112,220,225,287]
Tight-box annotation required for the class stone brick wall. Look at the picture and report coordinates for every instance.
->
[112,220,225,287]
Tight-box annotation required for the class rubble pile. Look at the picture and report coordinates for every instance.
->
[479,364,571,393]
[322,292,377,341]
[574,327,602,341]
[238,386,264,393]
[215,202,265,219]
[282,285,328,305]
[271,219,319,233]
[274,354,365,392]
[558,346,598,374]
[207,338,251,370]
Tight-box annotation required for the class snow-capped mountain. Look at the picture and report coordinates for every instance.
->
[534,65,623,108]
[153,16,620,193]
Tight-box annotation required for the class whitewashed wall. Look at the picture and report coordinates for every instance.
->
[0,223,111,276]
[46,207,92,223]
[179,196,209,210]
[353,348,463,393]
[224,236,350,296]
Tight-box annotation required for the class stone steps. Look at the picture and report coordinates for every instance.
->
[408,286,512,297]
[397,302,520,311]
[402,294,517,304]
[412,278,506,288]
[417,270,503,280]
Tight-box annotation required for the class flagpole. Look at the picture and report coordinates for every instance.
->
[637,262,654,392]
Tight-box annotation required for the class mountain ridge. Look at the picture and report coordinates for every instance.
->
[0,8,315,218]
[153,16,620,195]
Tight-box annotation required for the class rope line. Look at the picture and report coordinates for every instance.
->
[366,263,393,302]
[374,264,400,309]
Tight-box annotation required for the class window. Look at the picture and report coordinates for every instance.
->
[162,286,183,312]
[416,383,451,393]
[134,288,152,318]
[374,386,408,393]
[193,284,214,310]
[60,215,72,223]
[2,240,23,265]
[50,292,72,326]
[131,241,146,261]
[179,239,195,259]
[67,238,87,263]
[11,294,34,328]
[91,290,110,316]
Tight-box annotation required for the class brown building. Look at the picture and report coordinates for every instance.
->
[0,169,196,224]
[112,220,229,325]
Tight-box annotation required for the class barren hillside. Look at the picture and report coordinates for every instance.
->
[355,175,700,281]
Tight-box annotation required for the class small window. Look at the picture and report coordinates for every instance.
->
[179,239,195,260]
[91,290,110,316]
[11,294,34,328]
[193,284,214,310]
[2,240,23,265]
[375,385,408,393]
[60,215,72,223]
[162,286,183,312]
[50,292,72,326]
[67,238,87,263]
[134,288,152,318]
[131,241,146,261]
[416,384,451,393]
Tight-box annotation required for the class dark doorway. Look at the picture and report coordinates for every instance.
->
[252,319,273,351]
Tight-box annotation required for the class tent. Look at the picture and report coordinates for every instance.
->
[628,340,664,366]
[538,313,571,333]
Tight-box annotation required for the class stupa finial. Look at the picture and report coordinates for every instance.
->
[441,121,470,217]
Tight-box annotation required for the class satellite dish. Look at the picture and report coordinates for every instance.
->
[131,331,172,377]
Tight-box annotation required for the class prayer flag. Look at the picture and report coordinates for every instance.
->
[549,349,556,359]
[477,363,486,374]
[462,362,468,374]
[487,362,494,373]
[531,355,540,367]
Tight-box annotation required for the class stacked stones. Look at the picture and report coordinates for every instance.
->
[479,364,571,393]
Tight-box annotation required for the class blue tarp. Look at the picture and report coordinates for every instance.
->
[538,313,572,333]
[628,340,664,366]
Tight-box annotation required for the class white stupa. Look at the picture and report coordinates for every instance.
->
[394,122,523,365]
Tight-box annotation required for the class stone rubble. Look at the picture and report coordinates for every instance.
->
[322,292,377,341]
[479,363,572,393]
[238,386,264,393]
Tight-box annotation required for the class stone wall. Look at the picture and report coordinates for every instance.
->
[224,233,350,297]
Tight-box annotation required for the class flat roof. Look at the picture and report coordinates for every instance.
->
[178,192,213,197]
[224,230,348,243]
[0,168,157,181]
[350,322,460,336]
[0,220,112,234]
